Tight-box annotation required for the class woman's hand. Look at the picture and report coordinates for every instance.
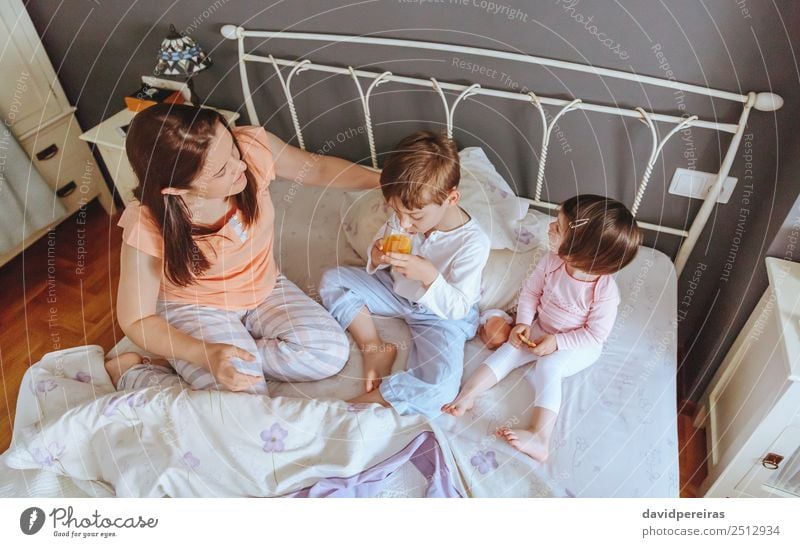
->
[202,343,264,391]
[383,252,439,287]
[532,334,558,356]
[509,324,531,349]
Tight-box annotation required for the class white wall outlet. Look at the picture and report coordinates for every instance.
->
[140,76,191,102]
[668,168,738,203]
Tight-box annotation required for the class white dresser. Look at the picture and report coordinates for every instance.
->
[0,0,114,266]
[696,257,800,497]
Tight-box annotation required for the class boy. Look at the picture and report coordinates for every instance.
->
[320,131,490,418]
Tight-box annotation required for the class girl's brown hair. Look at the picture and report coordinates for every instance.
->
[558,194,642,275]
[379,131,460,209]
[125,103,260,287]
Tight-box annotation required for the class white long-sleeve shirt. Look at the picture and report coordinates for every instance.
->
[366,215,491,320]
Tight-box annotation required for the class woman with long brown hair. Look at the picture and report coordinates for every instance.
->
[106,103,378,393]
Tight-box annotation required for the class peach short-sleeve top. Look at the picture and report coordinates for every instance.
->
[118,126,278,311]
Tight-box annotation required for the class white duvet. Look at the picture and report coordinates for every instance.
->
[0,344,562,497]
[0,181,677,497]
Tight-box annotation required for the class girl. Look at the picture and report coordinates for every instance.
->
[106,103,379,393]
[442,194,642,462]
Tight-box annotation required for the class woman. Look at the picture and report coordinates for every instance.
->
[106,103,378,393]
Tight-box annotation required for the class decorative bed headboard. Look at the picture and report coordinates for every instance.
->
[220,25,783,275]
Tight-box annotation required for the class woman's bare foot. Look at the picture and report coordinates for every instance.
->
[360,342,397,392]
[104,353,170,389]
[441,390,476,417]
[496,426,550,462]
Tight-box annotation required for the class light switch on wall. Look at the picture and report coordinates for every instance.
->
[668,168,738,203]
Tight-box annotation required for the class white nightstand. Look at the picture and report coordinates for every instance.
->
[79,107,240,206]
[696,257,800,497]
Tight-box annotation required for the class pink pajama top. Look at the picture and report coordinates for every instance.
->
[515,252,620,350]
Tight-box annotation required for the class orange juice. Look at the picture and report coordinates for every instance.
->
[382,233,412,254]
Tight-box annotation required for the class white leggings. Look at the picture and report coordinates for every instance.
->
[483,341,602,413]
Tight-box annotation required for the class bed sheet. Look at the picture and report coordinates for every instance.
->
[267,181,679,497]
[1,180,676,497]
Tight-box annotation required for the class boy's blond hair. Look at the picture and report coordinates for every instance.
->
[380,131,460,209]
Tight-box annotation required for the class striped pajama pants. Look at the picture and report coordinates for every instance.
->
[118,275,350,394]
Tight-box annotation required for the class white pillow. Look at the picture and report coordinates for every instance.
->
[339,149,554,312]
[458,147,529,250]
[477,211,551,312]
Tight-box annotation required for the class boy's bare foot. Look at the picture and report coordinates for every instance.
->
[347,388,391,408]
[496,427,550,462]
[441,391,476,417]
[104,353,170,389]
[360,342,397,392]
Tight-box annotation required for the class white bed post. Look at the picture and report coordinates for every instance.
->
[431,79,480,138]
[232,26,260,126]
[674,93,756,275]
[631,110,697,217]
[348,68,392,168]
[267,56,310,150]
[218,26,784,267]
[527,96,582,203]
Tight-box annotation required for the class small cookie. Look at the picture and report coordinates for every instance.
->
[517,333,537,347]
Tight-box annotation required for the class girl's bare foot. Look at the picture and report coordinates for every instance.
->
[441,391,476,417]
[361,342,397,392]
[496,426,550,462]
[104,353,170,389]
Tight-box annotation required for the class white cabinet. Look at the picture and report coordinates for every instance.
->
[0,2,66,136]
[0,0,114,267]
[696,257,800,497]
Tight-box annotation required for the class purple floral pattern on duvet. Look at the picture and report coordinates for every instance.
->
[34,379,58,394]
[371,201,390,215]
[486,181,511,198]
[514,226,535,246]
[261,424,288,453]
[74,371,92,383]
[102,392,148,417]
[470,450,498,475]
[31,442,65,467]
[181,451,200,469]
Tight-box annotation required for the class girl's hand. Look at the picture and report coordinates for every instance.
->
[509,324,531,349]
[383,252,439,287]
[532,334,558,356]
[203,343,263,391]
[370,239,385,267]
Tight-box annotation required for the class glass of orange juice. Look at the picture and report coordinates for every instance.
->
[382,217,413,254]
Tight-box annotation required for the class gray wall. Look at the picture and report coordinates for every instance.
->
[25,0,800,400]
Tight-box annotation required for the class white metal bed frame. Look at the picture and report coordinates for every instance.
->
[220,25,783,275]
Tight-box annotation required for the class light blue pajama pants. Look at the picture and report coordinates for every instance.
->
[319,267,479,419]
[118,274,349,394]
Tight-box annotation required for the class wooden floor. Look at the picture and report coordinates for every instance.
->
[0,199,123,454]
[0,199,709,496]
